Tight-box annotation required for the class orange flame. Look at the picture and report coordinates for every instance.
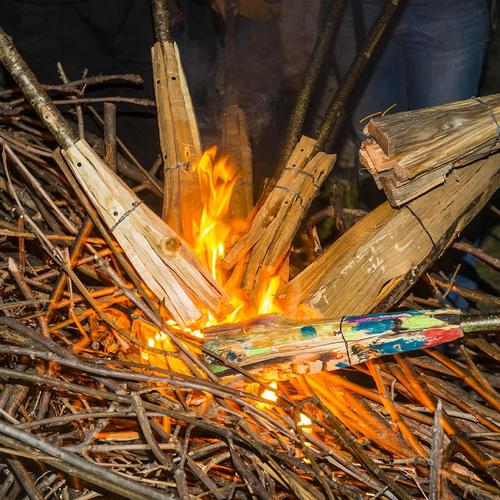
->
[193,146,236,283]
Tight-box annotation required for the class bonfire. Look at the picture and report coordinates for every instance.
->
[0,2,498,499]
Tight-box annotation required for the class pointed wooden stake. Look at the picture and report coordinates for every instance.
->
[151,0,202,244]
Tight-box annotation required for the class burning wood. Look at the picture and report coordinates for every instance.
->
[151,0,203,243]
[224,136,335,301]
[282,152,500,318]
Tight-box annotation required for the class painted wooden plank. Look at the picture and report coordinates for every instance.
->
[203,309,462,382]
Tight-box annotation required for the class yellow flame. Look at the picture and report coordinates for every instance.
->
[261,382,278,402]
[298,413,312,427]
[258,276,282,315]
[191,146,283,324]
[193,147,236,283]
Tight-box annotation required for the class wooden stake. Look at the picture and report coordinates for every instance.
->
[223,136,335,299]
[151,0,202,243]
[221,104,253,221]
[217,4,253,221]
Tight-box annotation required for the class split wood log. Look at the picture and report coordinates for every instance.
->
[218,5,253,221]
[223,136,335,300]
[221,104,253,221]
[151,0,202,243]
[0,27,230,327]
[203,308,465,382]
[281,152,500,318]
[361,94,500,206]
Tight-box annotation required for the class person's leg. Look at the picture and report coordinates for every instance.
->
[403,0,489,109]
[333,0,409,143]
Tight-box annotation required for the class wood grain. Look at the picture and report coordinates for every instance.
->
[361,95,500,206]
[282,153,500,318]
[63,139,230,327]
[152,41,202,244]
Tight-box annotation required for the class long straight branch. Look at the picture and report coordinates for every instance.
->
[314,0,402,151]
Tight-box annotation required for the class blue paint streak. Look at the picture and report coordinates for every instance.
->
[346,309,421,323]
[348,319,394,335]
[226,350,240,362]
[371,337,425,355]
[336,361,349,368]
[300,326,317,338]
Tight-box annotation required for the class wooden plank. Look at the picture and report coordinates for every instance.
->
[203,309,462,382]
[281,153,500,318]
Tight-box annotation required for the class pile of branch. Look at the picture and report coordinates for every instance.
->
[0,84,498,497]
[360,94,500,206]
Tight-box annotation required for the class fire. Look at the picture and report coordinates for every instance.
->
[192,146,283,324]
[257,276,282,315]
[193,146,236,283]
[138,146,284,368]
[298,413,312,427]
[261,382,278,402]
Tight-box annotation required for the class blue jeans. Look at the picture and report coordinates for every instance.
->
[334,0,490,140]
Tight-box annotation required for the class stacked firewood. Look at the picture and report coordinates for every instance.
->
[360,94,500,206]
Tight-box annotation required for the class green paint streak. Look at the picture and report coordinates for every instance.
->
[401,315,445,330]
[209,364,227,373]
[247,346,272,356]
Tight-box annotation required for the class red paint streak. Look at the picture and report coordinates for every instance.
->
[423,327,463,347]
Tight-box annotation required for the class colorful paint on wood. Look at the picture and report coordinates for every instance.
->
[202,309,462,382]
